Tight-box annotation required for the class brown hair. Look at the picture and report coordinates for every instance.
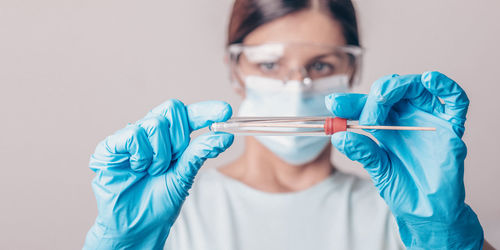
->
[227,0,360,46]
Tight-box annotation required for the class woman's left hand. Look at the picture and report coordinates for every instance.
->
[325,71,483,249]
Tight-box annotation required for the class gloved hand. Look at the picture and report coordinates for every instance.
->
[325,72,484,249]
[84,100,234,250]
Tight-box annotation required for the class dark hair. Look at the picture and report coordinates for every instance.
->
[227,0,360,46]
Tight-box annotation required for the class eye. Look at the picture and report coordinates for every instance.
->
[258,62,279,72]
[308,61,334,76]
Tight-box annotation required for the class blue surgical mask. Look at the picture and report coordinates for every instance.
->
[238,74,349,165]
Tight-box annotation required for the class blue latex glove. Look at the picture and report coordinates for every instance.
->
[325,72,483,249]
[84,100,234,249]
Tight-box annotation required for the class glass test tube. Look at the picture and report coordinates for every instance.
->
[210,117,332,136]
[209,117,436,136]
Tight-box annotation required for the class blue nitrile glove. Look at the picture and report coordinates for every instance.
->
[325,72,483,249]
[84,100,234,250]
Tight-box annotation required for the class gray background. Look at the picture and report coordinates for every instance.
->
[1,0,499,249]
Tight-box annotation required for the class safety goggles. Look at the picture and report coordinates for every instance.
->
[227,42,363,88]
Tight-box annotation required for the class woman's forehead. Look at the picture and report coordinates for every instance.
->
[243,10,346,47]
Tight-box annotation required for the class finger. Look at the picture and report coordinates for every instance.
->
[91,125,153,173]
[325,93,367,120]
[407,88,444,115]
[169,132,234,193]
[148,99,190,160]
[421,71,469,124]
[136,115,172,176]
[359,74,445,125]
[187,101,233,131]
[331,131,390,188]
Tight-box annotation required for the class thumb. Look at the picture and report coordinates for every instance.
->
[331,131,390,187]
[325,93,367,120]
[169,132,234,193]
[187,101,232,131]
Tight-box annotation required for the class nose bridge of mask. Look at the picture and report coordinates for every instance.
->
[243,76,335,118]
[244,74,349,93]
[242,76,307,117]
[311,74,349,94]
[283,79,307,92]
[258,79,311,114]
[244,76,308,94]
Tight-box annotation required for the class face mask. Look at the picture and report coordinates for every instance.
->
[238,74,349,165]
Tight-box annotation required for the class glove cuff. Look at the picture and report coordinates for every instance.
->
[397,204,484,250]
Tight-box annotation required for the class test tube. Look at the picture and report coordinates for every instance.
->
[209,117,436,136]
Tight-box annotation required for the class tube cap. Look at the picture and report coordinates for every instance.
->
[324,117,347,135]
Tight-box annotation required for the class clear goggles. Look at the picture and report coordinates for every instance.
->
[228,42,363,88]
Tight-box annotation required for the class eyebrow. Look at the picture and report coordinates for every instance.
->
[304,52,340,64]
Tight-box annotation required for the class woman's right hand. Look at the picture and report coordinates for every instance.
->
[83,100,234,250]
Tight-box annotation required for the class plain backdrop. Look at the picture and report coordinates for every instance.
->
[1,0,499,249]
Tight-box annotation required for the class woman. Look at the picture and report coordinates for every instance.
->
[84,0,488,249]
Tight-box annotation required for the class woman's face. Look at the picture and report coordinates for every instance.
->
[232,10,350,88]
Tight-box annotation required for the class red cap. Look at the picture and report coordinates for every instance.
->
[324,117,347,135]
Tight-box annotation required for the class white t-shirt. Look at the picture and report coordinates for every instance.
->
[165,168,404,250]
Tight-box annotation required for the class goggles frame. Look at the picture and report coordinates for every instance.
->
[227,42,363,89]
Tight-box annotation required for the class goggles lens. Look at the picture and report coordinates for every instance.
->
[229,43,362,84]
